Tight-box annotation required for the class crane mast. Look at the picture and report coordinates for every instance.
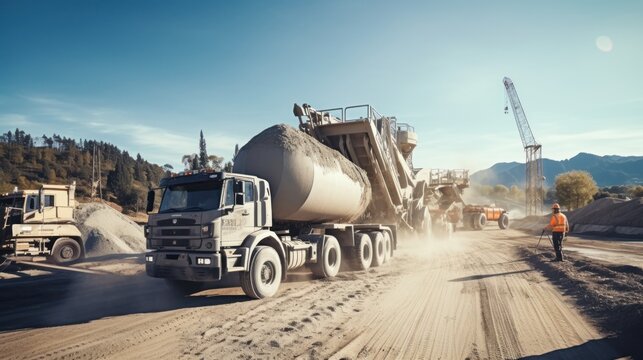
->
[503,77,544,216]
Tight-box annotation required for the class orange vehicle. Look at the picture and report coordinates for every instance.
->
[462,205,509,230]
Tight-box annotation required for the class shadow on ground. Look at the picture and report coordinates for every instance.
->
[0,270,249,332]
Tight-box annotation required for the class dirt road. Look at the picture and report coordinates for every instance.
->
[0,229,637,359]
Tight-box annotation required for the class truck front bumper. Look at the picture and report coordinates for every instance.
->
[145,251,222,282]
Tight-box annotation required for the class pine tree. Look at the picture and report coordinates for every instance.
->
[107,157,133,199]
[198,130,208,169]
[191,156,199,171]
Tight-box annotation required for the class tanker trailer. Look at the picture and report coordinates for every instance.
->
[145,124,397,299]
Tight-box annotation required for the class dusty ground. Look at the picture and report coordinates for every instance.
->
[0,229,640,359]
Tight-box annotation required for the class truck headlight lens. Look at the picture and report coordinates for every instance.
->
[201,224,214,237]
[145,255,154,262]
[196,257,211,265]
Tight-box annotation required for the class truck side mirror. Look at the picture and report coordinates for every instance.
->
[235,193,245,206]
[38,187,45,213]
[146,190,156,213]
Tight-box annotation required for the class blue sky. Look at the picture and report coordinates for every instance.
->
[1,0,642,172]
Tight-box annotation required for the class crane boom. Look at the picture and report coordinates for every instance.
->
[503,77,538,148]
[503,76,544,216]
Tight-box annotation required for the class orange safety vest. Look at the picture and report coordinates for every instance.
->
[549,213,569,233]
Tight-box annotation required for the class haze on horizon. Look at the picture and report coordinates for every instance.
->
[1,0,642,172]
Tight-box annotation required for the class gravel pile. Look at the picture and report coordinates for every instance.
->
[568,197,643,227]
[75,202,146,257]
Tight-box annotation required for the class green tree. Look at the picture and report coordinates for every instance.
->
[191,156,199,171]
[554,171,598,210]
[107,157,134,200]
[223,161,233,172]
[198,130,208,169]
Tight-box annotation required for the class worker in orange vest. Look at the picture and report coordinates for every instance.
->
[544,203,569,261]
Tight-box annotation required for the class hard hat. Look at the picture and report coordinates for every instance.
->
[551,203,560,209]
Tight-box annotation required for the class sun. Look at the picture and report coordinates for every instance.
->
[596,36,613,52]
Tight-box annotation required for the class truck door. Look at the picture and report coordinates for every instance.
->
[241,180,256,229]
[220,179,256,246]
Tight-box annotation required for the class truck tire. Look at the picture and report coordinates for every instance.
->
[498,213,509,229]
[50,238,82,264]
[369,232,385,267]
[241,246,282,299]
[349,233,372,271]
[474,213,487,230]
[311,236,341,278]
[382,231,392,264]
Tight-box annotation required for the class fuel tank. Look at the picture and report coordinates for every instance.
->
[233,124,371,223]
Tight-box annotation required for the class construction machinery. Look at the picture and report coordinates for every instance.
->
[503,77,544,216]
[144,103,467,298]
[462,205,509,230]
[0,183,84,271]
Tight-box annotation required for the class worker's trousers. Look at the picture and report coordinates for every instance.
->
[552,232,564,261]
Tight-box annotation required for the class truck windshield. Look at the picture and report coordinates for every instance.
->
[0,196,24,210]
[159,181,223,213]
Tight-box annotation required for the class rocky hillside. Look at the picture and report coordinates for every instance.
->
[472,152,643,187]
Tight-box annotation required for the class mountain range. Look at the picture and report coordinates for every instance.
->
[471,153,643,188]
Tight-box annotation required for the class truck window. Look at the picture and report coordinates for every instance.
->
[159,180,223,213]
[26,195,38,212]
[45,195,55,207]
[244,181,254,202]
[225,181,234,206]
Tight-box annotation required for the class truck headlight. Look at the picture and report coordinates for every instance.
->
[196,257,211,265]
[145,255,154,262]
[144,225,151,237]
[201,224,214,237]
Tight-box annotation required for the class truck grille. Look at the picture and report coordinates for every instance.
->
[160,239,190,247]
[158,218,196,226]
[161,229,191,236]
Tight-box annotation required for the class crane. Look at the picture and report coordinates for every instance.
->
[503,77,544,216]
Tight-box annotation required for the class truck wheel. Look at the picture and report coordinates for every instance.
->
[498,213,509,229]
[369,232,385,267]
[382,231,392,264]
[311,236,341,278]
[50,238,82,264]
[474,213,487,230]
[349,233,372,271]
[241,246,282,299]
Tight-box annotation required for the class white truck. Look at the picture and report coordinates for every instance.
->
[144,104,464,298]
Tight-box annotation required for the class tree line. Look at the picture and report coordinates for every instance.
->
[0,128,165,212]
[476,170,643,213]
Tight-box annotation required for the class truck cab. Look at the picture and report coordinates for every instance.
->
[145,170,278,285]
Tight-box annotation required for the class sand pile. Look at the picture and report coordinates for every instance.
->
[75,203,146,257]
[568,197,643,227]
[567,197,643,237]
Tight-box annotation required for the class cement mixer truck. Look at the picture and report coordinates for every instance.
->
[144,103,465,298]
